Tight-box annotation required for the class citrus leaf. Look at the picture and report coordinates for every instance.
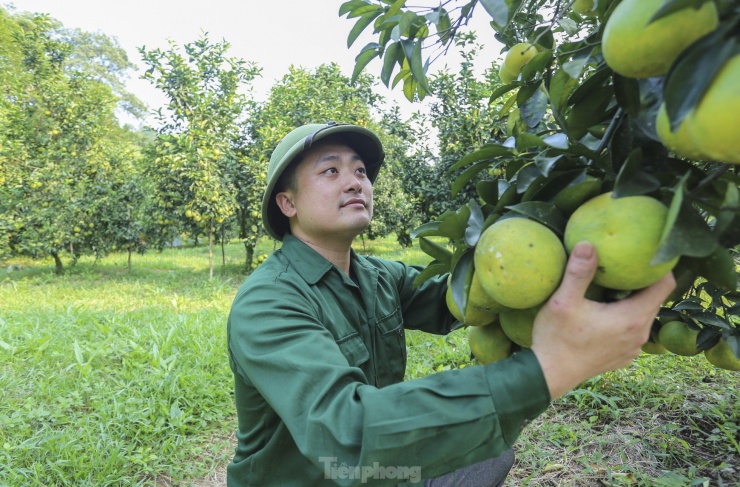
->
[613,148,661,197]
[409,39,431,94]
[489,82,519,105]
[520,50,554,81]
[413,262,449,288]
[348,11,383,48]
[689,311,734,331]
[478,0,509,27]
[533,154,564,177]
[476,180,499,205]
[450,249,475,322]
[516,133,544,151]
[419,237,452,267]
[451,161,489,197]
[465,200,485,247]
[543,133,568,150]
[696,326,722,350]
[504,201,567,236]
[351,43,380,83]
[612,73,640,117]
[652,200,717,264]
[439,206,471,241]
[725,334,740,360]
[519,89,548,128]
[448,144,513,172]
[663,24,738,130]
[411,221,442,238]
[381,42,402,87]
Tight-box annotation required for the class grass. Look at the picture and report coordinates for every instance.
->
[1,236,738,486]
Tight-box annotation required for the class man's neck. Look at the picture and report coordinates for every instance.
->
[291,233,354,275]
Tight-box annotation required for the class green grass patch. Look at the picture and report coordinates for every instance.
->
[1,236,738,486]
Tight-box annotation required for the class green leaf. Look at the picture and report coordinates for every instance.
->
[714,180,739,237]
[549,68,578,113]
[476,180,499,205]
[489,82,519,105]
[663,25,738,130]
[562,52,592,79]
[478,0,509,27]
[533,154,564,177]
[612,73,640,117]
[613,148,661,197]
[504,201,567,237]
[348,11,383,48]
[409,39,431,94]
[450,249,475,322]
[351,43,380,83]
[515,133,544,152]
[520,50,554,81]
[419,237,452,267]
[448,144,513,172]
[339,0,373,17]
[653,200,717,264]
[543,133,568,150]
[690,311,734,331]
[413,262,449,288]
[381,42,402,87]
[465,200,485,247]
[397,10,417,36]
[519,88,548,128]
[411,221,442,238]
[451,161,489,197]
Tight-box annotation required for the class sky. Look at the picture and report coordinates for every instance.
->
[3,0,502,124]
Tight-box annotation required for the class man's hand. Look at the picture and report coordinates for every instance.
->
[531,241,676,400]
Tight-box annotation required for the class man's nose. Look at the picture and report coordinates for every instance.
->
[345,172,363,192]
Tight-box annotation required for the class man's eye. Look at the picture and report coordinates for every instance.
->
[357,167,367,175]
[324,168,337,174]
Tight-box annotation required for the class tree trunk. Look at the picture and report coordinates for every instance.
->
[209,222,214,279]
[50,251,64,275]
[221,225,226,265]
[128,248,132,272]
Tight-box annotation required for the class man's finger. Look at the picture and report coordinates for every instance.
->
[626,272,677,309]
[553,241,599,302]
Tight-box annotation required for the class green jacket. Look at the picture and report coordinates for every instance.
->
[226,235,550,486]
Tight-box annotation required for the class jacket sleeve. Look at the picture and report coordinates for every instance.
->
[227,277,551,485]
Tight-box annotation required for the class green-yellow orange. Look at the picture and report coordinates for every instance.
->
[641,329,668,355]
[499,63,516,84]
[564,192,679,291]
[656,103,708,161]
[658,320,701,357]
[572,0,596,17]
[468,321,512,365]
[687,55,740,165]
[499,305,540,348]
[704,338,740,371]
[503,43,537,78]
[475,218,567,309]
[602,0,718,78]
[445,274,499,327]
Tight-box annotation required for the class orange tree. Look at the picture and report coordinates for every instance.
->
[340,0,740,363]
[139,35,261,278]
[0,10,145,274]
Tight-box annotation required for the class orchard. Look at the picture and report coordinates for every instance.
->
[341,0,740,370]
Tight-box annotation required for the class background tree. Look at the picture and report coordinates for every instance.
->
[139,34,261,278]
[0,10,145,274]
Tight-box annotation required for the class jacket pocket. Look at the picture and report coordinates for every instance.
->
[336,333,370,368]
[376,307,407,385]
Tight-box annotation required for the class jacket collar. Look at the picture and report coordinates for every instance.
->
[280,234,375,286]
[280,234,339,285]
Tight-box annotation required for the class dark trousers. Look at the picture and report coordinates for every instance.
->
[424,450,515,487]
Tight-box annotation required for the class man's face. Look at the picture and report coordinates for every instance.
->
[276,141,374,243]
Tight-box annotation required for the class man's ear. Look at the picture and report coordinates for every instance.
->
[275,191,297,218]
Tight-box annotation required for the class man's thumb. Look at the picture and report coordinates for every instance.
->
[557,241,599,300]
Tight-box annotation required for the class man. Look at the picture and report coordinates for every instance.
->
[226,122,675,486]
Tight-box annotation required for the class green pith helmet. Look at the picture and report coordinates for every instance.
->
[262,122,385,241]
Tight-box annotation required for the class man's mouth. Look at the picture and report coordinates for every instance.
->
[342,198,366,208]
